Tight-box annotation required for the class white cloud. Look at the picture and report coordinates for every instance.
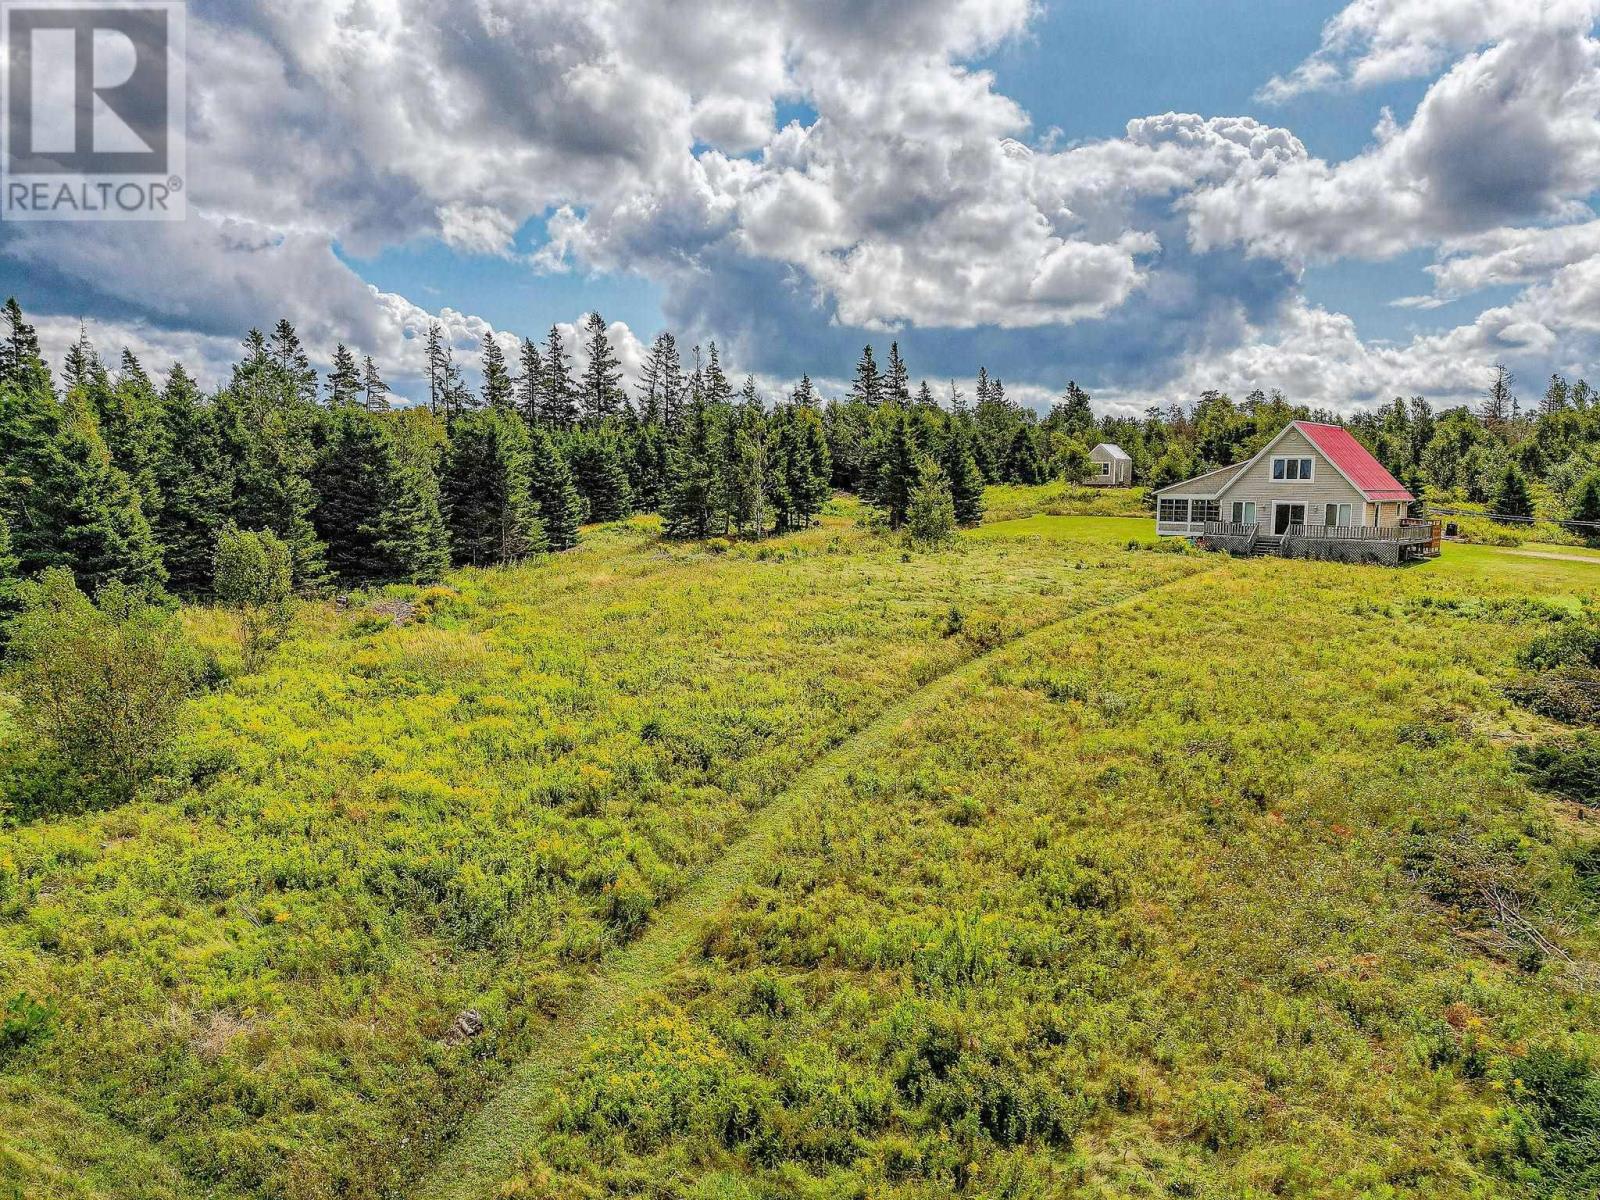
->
[1193,29,1600,263]
[1258,0,1600,100]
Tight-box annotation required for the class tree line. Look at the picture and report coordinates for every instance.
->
[8,289,1600,629]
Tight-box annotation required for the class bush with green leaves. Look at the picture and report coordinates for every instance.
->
[214,525,295,671]
[4,568,199,803]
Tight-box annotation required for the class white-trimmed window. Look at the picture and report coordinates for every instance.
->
[1323,502,1353,527]
[1097,461,1110,476]
[1271,456,1315,481]
[1192,500,1220,524]
[1231,501,1257,525]
[1158,498,1189,524]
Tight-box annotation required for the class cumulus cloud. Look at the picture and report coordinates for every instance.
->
[1258,0,1600,101]
[4,0,1599,420]
[1192,29,1600,263]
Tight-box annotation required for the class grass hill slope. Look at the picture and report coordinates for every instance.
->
[3,504,1599,1199]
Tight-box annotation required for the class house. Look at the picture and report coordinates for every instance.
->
[1154,421,1434,563]
[1087,443,1132,486]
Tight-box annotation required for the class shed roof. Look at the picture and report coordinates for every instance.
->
[1091,443,1131,461]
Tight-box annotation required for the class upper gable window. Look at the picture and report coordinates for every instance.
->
[1271,456,1315,481]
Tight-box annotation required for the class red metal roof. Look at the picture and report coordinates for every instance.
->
[1294,421,1414,502]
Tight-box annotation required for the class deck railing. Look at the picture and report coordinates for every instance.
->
[1204,520,1433,546]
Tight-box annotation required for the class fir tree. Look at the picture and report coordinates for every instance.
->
[580,313,624,423]
[441,408,547,566]
[1543,373,1570,417]
[939,420,985,526]
[481,332,514,410]
[915,380,937,409]
[525,426,582,551]
[540,325,578,428]
[362,357,390,412]
[516,337,543,427]
[326,343,362,408]
[791,374,816,407]
[567,429,634,522]
[851,345,883,407]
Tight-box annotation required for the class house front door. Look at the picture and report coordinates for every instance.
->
[1274,503,1306,535]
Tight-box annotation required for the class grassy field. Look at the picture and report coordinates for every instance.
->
[3,498,1598,1199]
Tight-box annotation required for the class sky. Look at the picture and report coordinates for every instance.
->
[5,0,1600,417]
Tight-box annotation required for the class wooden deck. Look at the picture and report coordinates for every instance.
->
[1198,519,1441,562]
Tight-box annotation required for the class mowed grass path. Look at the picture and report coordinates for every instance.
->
[421,522,1600,1198]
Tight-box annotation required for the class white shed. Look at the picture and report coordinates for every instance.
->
[1088,443,1132,487]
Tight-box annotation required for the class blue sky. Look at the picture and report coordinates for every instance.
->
[5,0,1599,413]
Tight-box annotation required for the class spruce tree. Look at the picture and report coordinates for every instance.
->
[326,343,362,407]
[0,298,51,396]
[940,420,986,526]
[313,406,449,583]
[629,421,669,513]
[871,408,920,529]
[481,332,514,410]
[540,325,578,428]
[97,349,164,522]
[703,342,733,406]
[664,389,718,539]
[152,363,232,595]
[904,459,956,546]
[426,323,449,417]
[215,332,329,590]
[886,342,911,406]
[1570,470,1600,528]
[362,357,391,412]
[269,319,319,403]
[567,429,634,522]
[1004,424,1046,485]
[516,337,543,427]
[525,426,582,551]
[580,313,624,423]
[637,331,682,427]
[441,408,547,566]
[0,511,19,625]
[1493,461,1533,519]
[851,345,883,407]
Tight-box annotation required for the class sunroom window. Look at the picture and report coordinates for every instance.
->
[1158,498,1189,524]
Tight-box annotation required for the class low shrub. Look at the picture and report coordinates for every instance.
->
[4,569,201,807]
